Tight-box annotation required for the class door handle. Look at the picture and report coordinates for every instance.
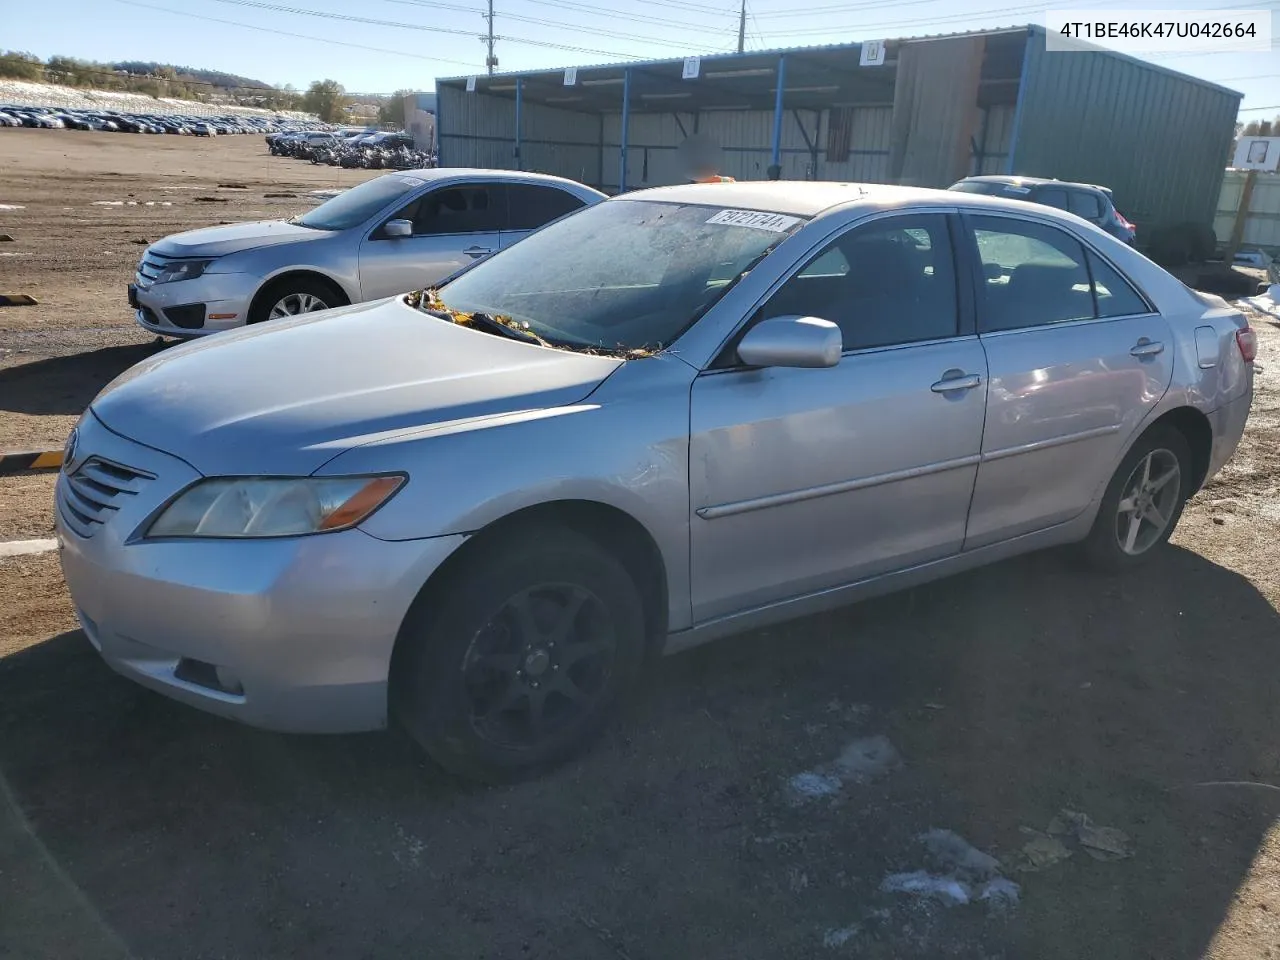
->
[1130,339,1164,358]
[930,373,982,393]
[463,246,493,258]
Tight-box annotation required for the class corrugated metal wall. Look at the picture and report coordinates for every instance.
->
[597,106,894,191]
[970,105,1014,175]
[1014,29,1240,232]
[438,85,600,184]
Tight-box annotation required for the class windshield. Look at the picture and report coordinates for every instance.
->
[435,200,806,352]
[296,174,422,231]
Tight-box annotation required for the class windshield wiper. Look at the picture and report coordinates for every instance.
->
[466,311,547,345]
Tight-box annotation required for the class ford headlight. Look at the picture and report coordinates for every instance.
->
[145,476,404,539]
[154,258,215,284]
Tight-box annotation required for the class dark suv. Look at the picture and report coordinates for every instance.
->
[948,176,1136,246]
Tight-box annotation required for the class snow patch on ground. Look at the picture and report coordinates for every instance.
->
[788,734,901,802]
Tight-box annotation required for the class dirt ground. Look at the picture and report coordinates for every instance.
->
[5,130,1280,960]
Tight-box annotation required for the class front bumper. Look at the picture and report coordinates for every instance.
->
[56,411,465,733]
[132,270,258,338]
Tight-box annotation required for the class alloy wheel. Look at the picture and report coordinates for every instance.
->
[1114,448,1181,556]
[461,583,617,749]
[268,292,328,319]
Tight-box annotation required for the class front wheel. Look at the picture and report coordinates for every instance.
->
[248,277,340,325]
[1082,426,1191,571]
[391,528,646,783]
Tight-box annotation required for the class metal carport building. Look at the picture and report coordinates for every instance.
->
[434,24,1240,238]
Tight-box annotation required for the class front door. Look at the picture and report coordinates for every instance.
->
[961,214,1174,548]
[358,181,503,300]
[689,212,988,622]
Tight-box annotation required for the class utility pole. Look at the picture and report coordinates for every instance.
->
[737,0,746,53]
[483,0,497,75]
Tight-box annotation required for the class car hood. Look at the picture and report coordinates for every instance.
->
[90,297,624,475]
[149,220,330,258]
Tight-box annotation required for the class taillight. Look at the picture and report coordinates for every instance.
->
[1237,326,1258,362]
[1117,212,1135,233]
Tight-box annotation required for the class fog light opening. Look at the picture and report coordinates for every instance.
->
[174,657,244,696]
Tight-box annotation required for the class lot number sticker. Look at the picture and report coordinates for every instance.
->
[706,209,802,232]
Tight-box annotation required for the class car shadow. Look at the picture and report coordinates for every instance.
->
[0,344,161,418]
[1,545,1278,959]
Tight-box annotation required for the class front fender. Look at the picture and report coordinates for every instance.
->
[318,355,697,630]
[216,237,362,305]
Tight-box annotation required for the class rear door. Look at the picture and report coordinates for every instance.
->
[961,213,1174,548]
[499,184,591,248]
[357,181,504,300]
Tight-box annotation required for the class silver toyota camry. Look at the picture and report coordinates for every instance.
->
[60,182,1255,782]
[128,169,606,337]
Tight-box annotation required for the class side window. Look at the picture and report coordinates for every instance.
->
[1068,190,1104,220]
[762,214,958,351]
[504,185,586,231]
[1037,188,1070,210]
[1088,250,1150,317]
[412,185,503,235]
[971,216,1102,332]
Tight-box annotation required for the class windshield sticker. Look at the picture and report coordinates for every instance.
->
[1003,185,1032,195]
[399,176,425,186]
[706,209,801,232]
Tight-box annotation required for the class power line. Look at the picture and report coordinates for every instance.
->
[199,0,659,59]
[1239,103,1280,111]
[374,0,727,52]
[386,0,730,32]
[113,0,484,68]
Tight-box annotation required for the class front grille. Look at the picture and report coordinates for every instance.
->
[136,251,170,283]
[58,457,154,539]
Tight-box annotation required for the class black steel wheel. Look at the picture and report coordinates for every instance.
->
[392,527,645,782]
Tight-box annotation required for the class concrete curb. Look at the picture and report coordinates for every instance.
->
[0,450,62,476]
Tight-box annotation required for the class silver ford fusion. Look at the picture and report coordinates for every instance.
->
[61,182,1254,782]
[127,168,605,338]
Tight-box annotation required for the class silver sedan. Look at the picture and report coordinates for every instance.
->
[60,182,1255,781]
[128,169,606,337]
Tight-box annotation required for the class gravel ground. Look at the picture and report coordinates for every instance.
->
[4,130,1280,960]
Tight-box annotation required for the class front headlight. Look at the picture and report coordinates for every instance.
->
[154,258,215,284]
[145,476,404,539]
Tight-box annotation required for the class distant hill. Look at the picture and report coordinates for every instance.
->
[111,62,272,91]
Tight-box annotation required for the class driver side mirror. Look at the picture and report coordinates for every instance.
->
[383,219,412,239]
[737,315,841,369]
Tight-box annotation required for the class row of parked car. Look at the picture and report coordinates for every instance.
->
[268,128,435,169]
[0,104,331,137]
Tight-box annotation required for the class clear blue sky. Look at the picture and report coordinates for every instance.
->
[1,0,1277,113]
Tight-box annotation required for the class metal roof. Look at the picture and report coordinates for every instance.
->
[437,23,1241,113]
[438,26,1029,113]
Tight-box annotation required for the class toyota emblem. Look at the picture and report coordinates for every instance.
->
[62,428,78,472]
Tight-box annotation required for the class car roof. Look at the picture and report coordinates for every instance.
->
[397,167,607,194]
[620,180,1117,225]
[957,175,1109,193]
[626,182,960,217]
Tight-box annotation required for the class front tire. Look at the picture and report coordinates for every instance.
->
[1082,426,1192,571]
[248,277,342,325]
[391,528,646,783]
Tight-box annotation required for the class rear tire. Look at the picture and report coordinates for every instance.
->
[391,528,646,783]
[1082,426,1192,572]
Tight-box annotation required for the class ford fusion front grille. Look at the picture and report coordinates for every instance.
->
[136,252,169,282]
[58,457,153,538]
